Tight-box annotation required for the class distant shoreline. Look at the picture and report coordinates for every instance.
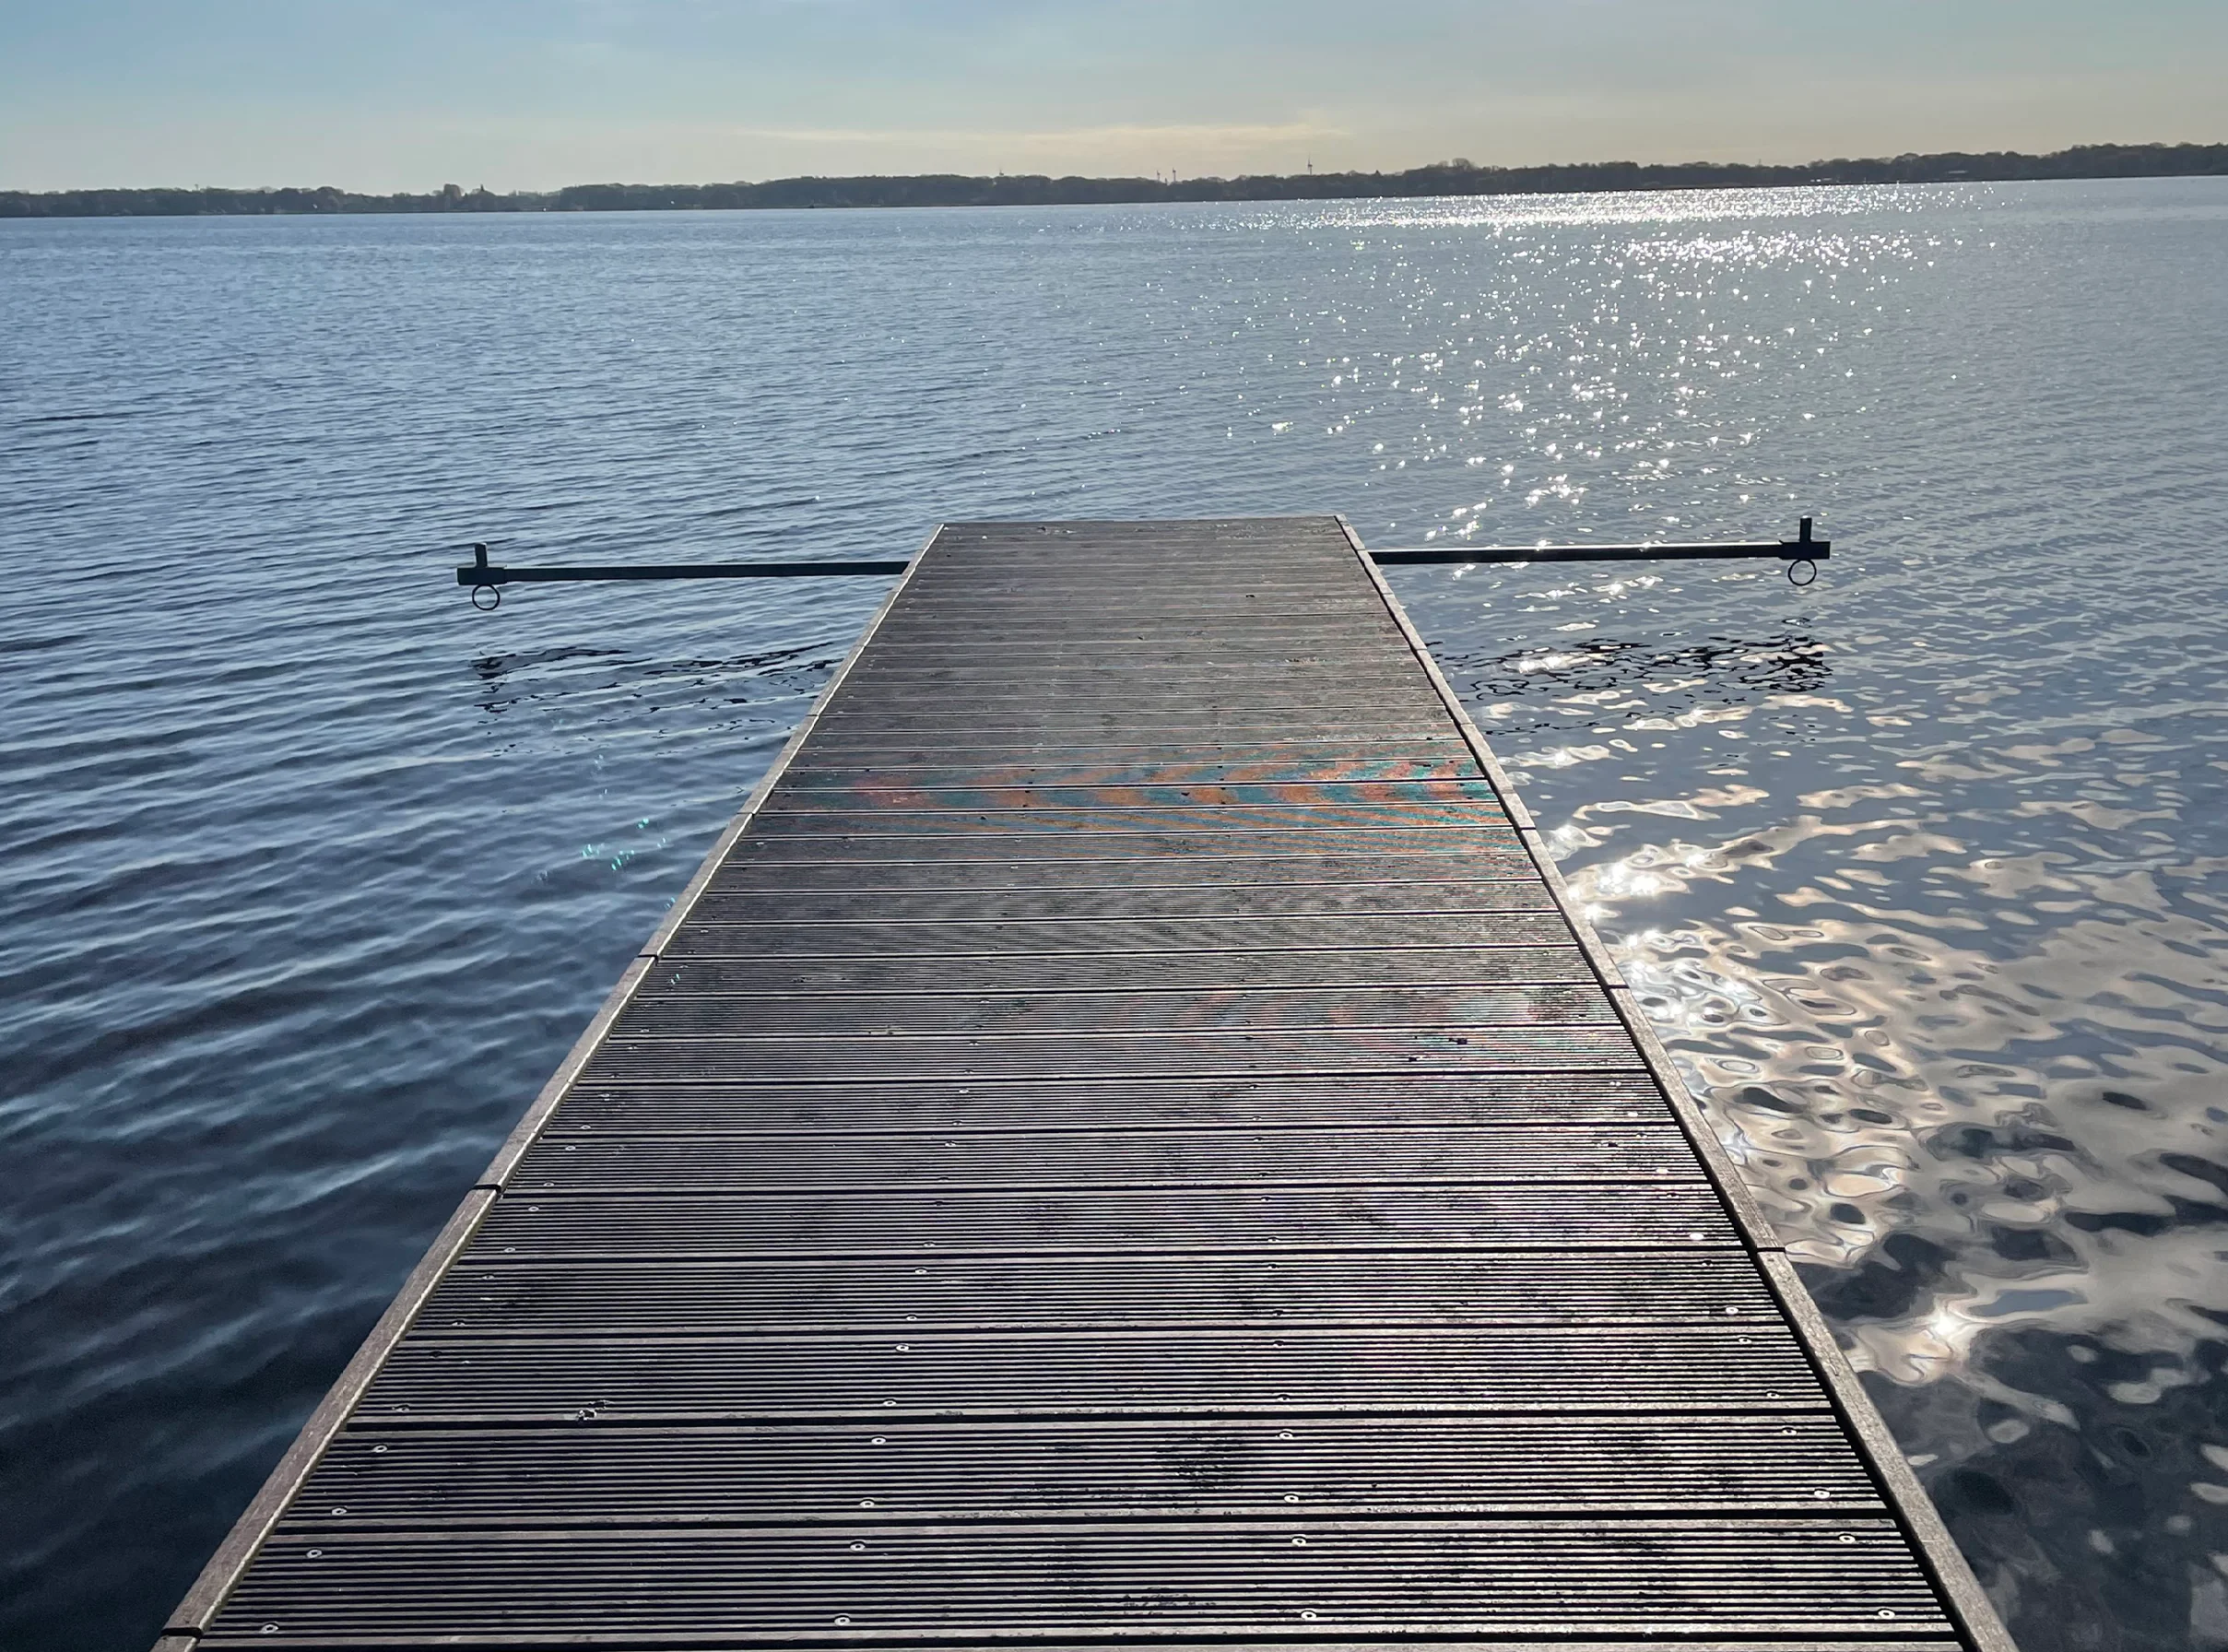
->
[4,142,2222,218]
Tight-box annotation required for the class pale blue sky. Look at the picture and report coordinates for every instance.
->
[2,0,2222,191]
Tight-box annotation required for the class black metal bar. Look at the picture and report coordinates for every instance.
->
[454,517,1827,608]
[1371,542,1817,564]
[466,546,1815,581]
[455,543,910,589]
[479,562,916,583]
[1370,517,1828,565]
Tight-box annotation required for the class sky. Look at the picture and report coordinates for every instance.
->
[1,0,2222,192]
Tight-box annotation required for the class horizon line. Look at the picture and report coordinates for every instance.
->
[5,139,2223,213]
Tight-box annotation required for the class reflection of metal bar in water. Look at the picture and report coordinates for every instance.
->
[455,519,1830,607]
[1367,517,1830,565]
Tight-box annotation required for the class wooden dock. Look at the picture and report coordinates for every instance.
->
[162,517,2010,1651]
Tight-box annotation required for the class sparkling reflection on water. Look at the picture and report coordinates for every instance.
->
[4,181,2226,1651]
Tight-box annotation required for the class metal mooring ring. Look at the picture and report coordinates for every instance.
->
[1786,558,1818,587]
[470,584,501,611]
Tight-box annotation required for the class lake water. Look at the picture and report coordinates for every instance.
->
[5,181,2226,1652]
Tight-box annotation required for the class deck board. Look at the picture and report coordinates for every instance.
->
[168,517,2004,1652]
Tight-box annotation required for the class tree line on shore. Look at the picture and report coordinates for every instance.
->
[4,143,2222,218]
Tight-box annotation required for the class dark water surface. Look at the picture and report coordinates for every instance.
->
[5,182,2226,1652]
